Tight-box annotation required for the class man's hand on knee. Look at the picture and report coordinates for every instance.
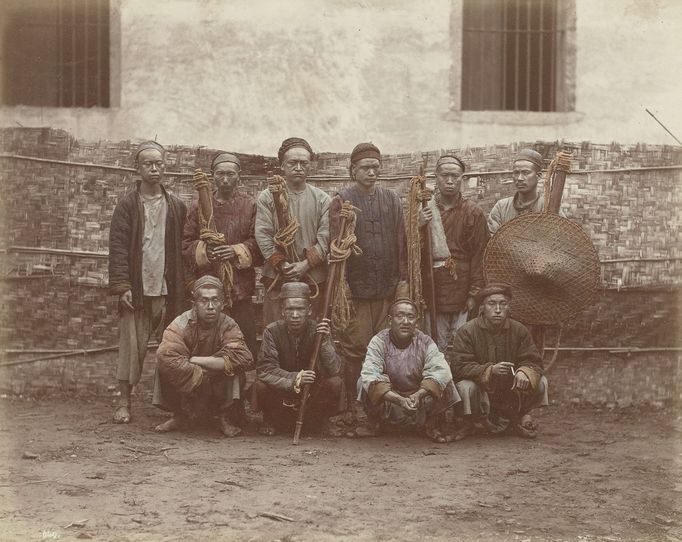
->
[512,371,530,391]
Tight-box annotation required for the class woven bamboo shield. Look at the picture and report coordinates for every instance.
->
[484,213,601,325]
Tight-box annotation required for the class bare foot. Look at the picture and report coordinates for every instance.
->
[319,419,345,437]
[113,405,131,424]
[218,416,242,437]
[345,421,377,438]
[425,425,448,443]
[453,418,473,441]
[154,415,183,433]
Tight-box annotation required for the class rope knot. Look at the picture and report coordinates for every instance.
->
[417,184,433,203]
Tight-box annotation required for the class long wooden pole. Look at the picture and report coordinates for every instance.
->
[292,206,349,445]
[420,160,438,341]
[548,151,571,214]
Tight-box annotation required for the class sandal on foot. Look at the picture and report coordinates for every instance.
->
[113,405,131,424]
[425,426,448,443]
[344,420,378,438]
[515,415,538,439]
[218,417,243,438]
[257,425,276,436]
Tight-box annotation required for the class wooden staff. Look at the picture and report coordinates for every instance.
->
[420,159,438,341]
[292,205,350,445]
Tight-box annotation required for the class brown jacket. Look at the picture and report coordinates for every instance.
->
[449,315,543,393]
[156,309,253,394]
[108,182,187,324]
[430,193,488,313]
[182,190,262,303]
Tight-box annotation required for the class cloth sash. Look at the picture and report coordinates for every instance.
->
[426,195,452,264]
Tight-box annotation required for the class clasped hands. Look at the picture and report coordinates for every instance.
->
[207,244,235,262]
[279,259,310,280]
[388,388,429,412]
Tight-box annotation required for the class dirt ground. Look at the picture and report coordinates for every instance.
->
[0,395,680,542]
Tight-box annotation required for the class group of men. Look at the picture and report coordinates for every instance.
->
[108,138,550,442]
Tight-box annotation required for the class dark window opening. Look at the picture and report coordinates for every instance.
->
[2,0,110,107]
[461,0,568,112]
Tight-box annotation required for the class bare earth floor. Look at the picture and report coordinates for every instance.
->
[0,396,680,542]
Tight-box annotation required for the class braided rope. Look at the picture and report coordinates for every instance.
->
[194,169,234,308]
[406,175,431,320]
[330,202,362,331]
[266,174,319,299]
[268,175,301,260]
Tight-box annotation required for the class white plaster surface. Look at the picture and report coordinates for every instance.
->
[1,0,681,154]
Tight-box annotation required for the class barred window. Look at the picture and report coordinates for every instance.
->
[2,0,110,107]
[461,0,572,112]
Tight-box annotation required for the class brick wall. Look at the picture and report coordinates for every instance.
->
[0,128,680,402]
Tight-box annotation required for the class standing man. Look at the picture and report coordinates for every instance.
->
[108,140,187,424]
[183,152,262,360]
[251,282,342,436]
[419,155,489,351]
[152,275,253,437]
[449,283,549,439]
[255,137,330,325]
[359,299,459,442]
[331,142,408,419]
[488,148,558,234]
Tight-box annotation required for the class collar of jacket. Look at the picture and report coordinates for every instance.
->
[435,190,463,210]
[476,315,511,331]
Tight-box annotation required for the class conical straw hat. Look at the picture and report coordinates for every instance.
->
[484,213,600,325]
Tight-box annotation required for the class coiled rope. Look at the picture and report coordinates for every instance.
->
[193,170,234,308]
[266,175,319,299]
[407,175,429,319]
[329,201,362,330]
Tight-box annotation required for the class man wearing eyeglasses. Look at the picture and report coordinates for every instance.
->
[152,275,253,436]
[448,283,549,439]
[108,140,187,425]
[488,148,562,234]
[256,137,330,325]
[418,155,489,351]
